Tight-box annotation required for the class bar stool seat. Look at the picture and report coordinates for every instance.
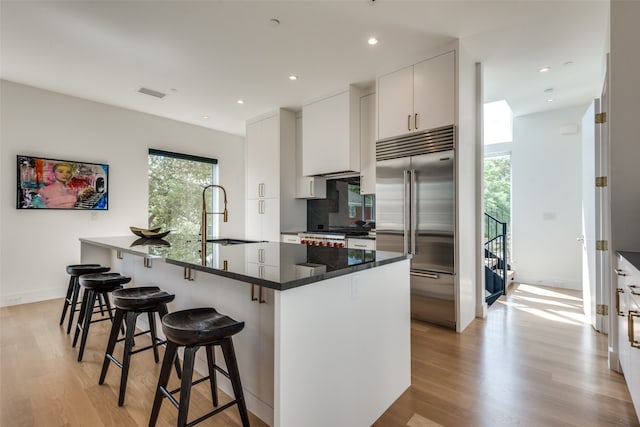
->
[100,286,180,406]
[149,307,250,427]
[73,273,131,361]
[60,264,110,334]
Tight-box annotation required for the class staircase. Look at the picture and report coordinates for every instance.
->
[484,212,512,305]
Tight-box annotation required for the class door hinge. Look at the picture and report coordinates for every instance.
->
[595,176,608,187]
[596,304,609,316]
[596,240,608,251]
[595,112,607,124]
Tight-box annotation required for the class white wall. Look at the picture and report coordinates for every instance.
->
[511,105,587,290]
[0,80,245,306]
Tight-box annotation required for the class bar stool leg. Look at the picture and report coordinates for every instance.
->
[118,310,139,406]
[148,311,160,363]
[59,275,74,325]
[149,341,178,427]
[99,308,125,385]
[157,304,182,378]
[221,339,251,427]
[72,288,90,347]
[177,346,198,427]
[205,345,219,407]
[66,277,81,334]
[76,290,97,361]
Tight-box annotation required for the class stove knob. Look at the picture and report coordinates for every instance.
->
[339,243,344,248]
[300,239,306,244]
[319,241,325,247]
[333,242,339,248]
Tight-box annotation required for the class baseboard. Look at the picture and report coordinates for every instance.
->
[512,278,581,291]
[0,287,63,307]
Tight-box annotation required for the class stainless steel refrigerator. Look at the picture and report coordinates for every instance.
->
[376,126,456,328]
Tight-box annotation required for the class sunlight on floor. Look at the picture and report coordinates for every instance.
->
[494,283,588,325]
[516,283,583,301]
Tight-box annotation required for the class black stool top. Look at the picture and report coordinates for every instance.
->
[112,286,175,310]
[66,264,110,276]
[162,308,244,346]
[79,273,131,290]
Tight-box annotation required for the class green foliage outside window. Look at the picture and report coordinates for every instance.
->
[148,155,216,236]
[484,156,511,224]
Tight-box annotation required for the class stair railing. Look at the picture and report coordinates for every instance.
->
[484,212,508,304]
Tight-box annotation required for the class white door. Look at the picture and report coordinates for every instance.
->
[413,51,456,132]
[581,101,597,328]
[596,71,610,335]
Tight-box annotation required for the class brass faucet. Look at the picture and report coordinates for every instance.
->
[201,184,228,258]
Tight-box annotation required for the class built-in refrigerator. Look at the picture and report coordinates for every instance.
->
[376,126,456,328]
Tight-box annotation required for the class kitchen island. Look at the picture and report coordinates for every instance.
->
[80,235,411,427]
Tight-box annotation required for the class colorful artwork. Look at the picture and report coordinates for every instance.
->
[16,155,108,210]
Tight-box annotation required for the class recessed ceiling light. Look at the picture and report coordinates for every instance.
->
[368,37,378,45]
[546,98,554,103]
[539,66,552,73]
[202,115,209,119]
[289,75,298,81]
[237,99,244,104]
[269,18,280,26]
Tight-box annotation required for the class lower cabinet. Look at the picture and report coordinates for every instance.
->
[616,252,640,421]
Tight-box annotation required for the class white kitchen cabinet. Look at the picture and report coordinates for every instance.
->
[246,109,304,242]
[246,198,280,242]
[360,92,376,195]
[378,50,455,140]
[347,238,375,250]
[281,234,301,244]
[616,252,640,421]
[247,115,279,199]
[302,86,362,176]
[294,115,326,199]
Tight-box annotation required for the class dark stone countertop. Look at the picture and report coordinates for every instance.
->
[80,235,408,291]
[619,251,640,272]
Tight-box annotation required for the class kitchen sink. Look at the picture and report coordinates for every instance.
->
[206,238,261,246]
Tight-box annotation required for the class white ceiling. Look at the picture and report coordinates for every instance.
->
[1,0,609,136]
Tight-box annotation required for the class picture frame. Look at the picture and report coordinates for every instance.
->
[16,155,109,210]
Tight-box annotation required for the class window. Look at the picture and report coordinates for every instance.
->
[347,182,375,224]
[484,100,513,145]
[148,149,218,236]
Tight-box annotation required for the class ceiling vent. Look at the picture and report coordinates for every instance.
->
[138,87,166,99]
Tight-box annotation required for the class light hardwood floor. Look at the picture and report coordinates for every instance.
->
[1,283,638,426]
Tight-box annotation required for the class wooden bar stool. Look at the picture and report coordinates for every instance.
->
[99,286,181,406]
[72,272,131,362]
[60,264,110,334]
[149,307,250,427]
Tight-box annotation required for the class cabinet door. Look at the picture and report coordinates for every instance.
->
[261,114,280,199]
[296,176,326,199]
[377,65,414,140]
[247,115,279,199]
[629,291,640,415]
[360,93,376,195]
[302,90,351,176]
[413,51,455,132]
[261,198,280,242]
[246,120,264,198]
[246,199,263,241]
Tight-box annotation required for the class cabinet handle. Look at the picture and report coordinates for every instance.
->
[143,257,152,268]
[258,200,265,214]
[251,284,258,301]
[407,115,412,131]
[258,248,264,263]
[309,180,313,196]
[615,269,627,276]
[259,285,266,304]
[414,113,419,130]
[116,250,123,260]
[354,244,367,248]
[629,310,640,348]
[630,284,640,295]
[616,288,625,316]
[250,284,267,304]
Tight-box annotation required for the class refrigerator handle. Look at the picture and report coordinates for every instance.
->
[410,169,417,255]
[403,170,410,255]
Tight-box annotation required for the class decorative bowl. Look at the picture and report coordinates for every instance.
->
[130,226,161,238]
[140,229,171,239]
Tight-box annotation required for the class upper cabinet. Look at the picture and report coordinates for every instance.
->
[302,86,362,176]
[378,50,455,140]
[247,115,280,199]
[295,115,326,199]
